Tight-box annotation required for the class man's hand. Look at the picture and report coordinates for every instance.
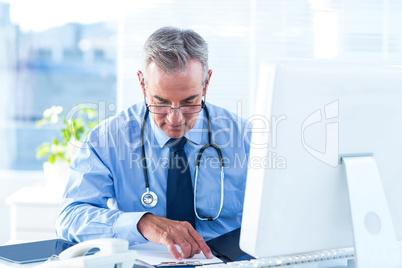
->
[137,213,213,260]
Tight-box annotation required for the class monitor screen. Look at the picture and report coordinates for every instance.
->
[240,60,402,259]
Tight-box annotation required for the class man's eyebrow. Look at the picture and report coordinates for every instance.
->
[152,95,168,102]
[182,94,199,102]
[152,94,200,102]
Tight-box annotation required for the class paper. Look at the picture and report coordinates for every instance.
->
[130,242,223,266]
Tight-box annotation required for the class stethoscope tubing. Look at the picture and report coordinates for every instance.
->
[140,103,225,221]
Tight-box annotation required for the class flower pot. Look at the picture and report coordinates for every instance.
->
[43,161,69,191]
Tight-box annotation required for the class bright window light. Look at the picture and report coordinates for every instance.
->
[313,11,339,59]
[7,0,118,32]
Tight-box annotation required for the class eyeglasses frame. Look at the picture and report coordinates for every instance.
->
[143,89,206,115]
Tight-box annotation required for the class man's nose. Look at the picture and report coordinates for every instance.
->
[167,107,183,123]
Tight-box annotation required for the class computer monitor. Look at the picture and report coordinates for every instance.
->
[240,60,402,266]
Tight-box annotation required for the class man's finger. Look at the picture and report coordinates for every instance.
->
[137,215,211,259]
[172,228,198,259]
[178,240,193,259]
[179,222,202,257]
[188,227,213,259]
[165,242,183,261]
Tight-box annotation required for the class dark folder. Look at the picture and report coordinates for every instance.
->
[206,228,254,262]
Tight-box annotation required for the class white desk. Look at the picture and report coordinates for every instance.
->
[0,240,38,268]
[5,186,62,241]
[0,259,38,268]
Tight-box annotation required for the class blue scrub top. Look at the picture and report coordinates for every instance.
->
[56,102,252,245]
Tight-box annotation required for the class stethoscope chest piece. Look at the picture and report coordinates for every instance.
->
[141,189,158,208]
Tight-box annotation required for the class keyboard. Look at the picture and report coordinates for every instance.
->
[208,248,355,268]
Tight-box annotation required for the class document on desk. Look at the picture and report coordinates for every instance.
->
[130,242,223,266]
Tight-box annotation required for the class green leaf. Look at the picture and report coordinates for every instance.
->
[36,105,100,164]
[36,150,48,159]
[57,153,67,161]
[87,109,96,119]
[88,122,97,128]
[76,126,85,134]
[35,119,46,127]
[36,143,51,159]
[49,155,56,164]
[63,128,71,141]
[37,142,51,150]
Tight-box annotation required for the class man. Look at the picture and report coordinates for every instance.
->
[56,26,251,260]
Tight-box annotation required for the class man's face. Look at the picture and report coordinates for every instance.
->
[140,59,211,139]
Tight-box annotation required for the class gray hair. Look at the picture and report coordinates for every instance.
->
[142,26,209,86]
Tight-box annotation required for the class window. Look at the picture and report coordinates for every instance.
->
[118,0,402,122]
[0,1,117,170]
[1,0,401,170]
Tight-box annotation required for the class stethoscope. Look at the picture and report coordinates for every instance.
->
[140,103,225,221]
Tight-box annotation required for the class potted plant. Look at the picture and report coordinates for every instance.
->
[36,105,98,189]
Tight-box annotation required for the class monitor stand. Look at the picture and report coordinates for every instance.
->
[342,155,402,268]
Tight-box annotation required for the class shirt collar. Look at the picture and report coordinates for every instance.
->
[148,108,207,148]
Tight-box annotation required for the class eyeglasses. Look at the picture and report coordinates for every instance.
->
[145,96,206,115]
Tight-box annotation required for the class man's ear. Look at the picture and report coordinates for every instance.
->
[203,69,213,96]
[137,70,146,97]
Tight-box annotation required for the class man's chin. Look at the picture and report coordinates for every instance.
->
[163,127,187,139]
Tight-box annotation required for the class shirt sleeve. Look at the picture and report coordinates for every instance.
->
[55,128,148,245]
